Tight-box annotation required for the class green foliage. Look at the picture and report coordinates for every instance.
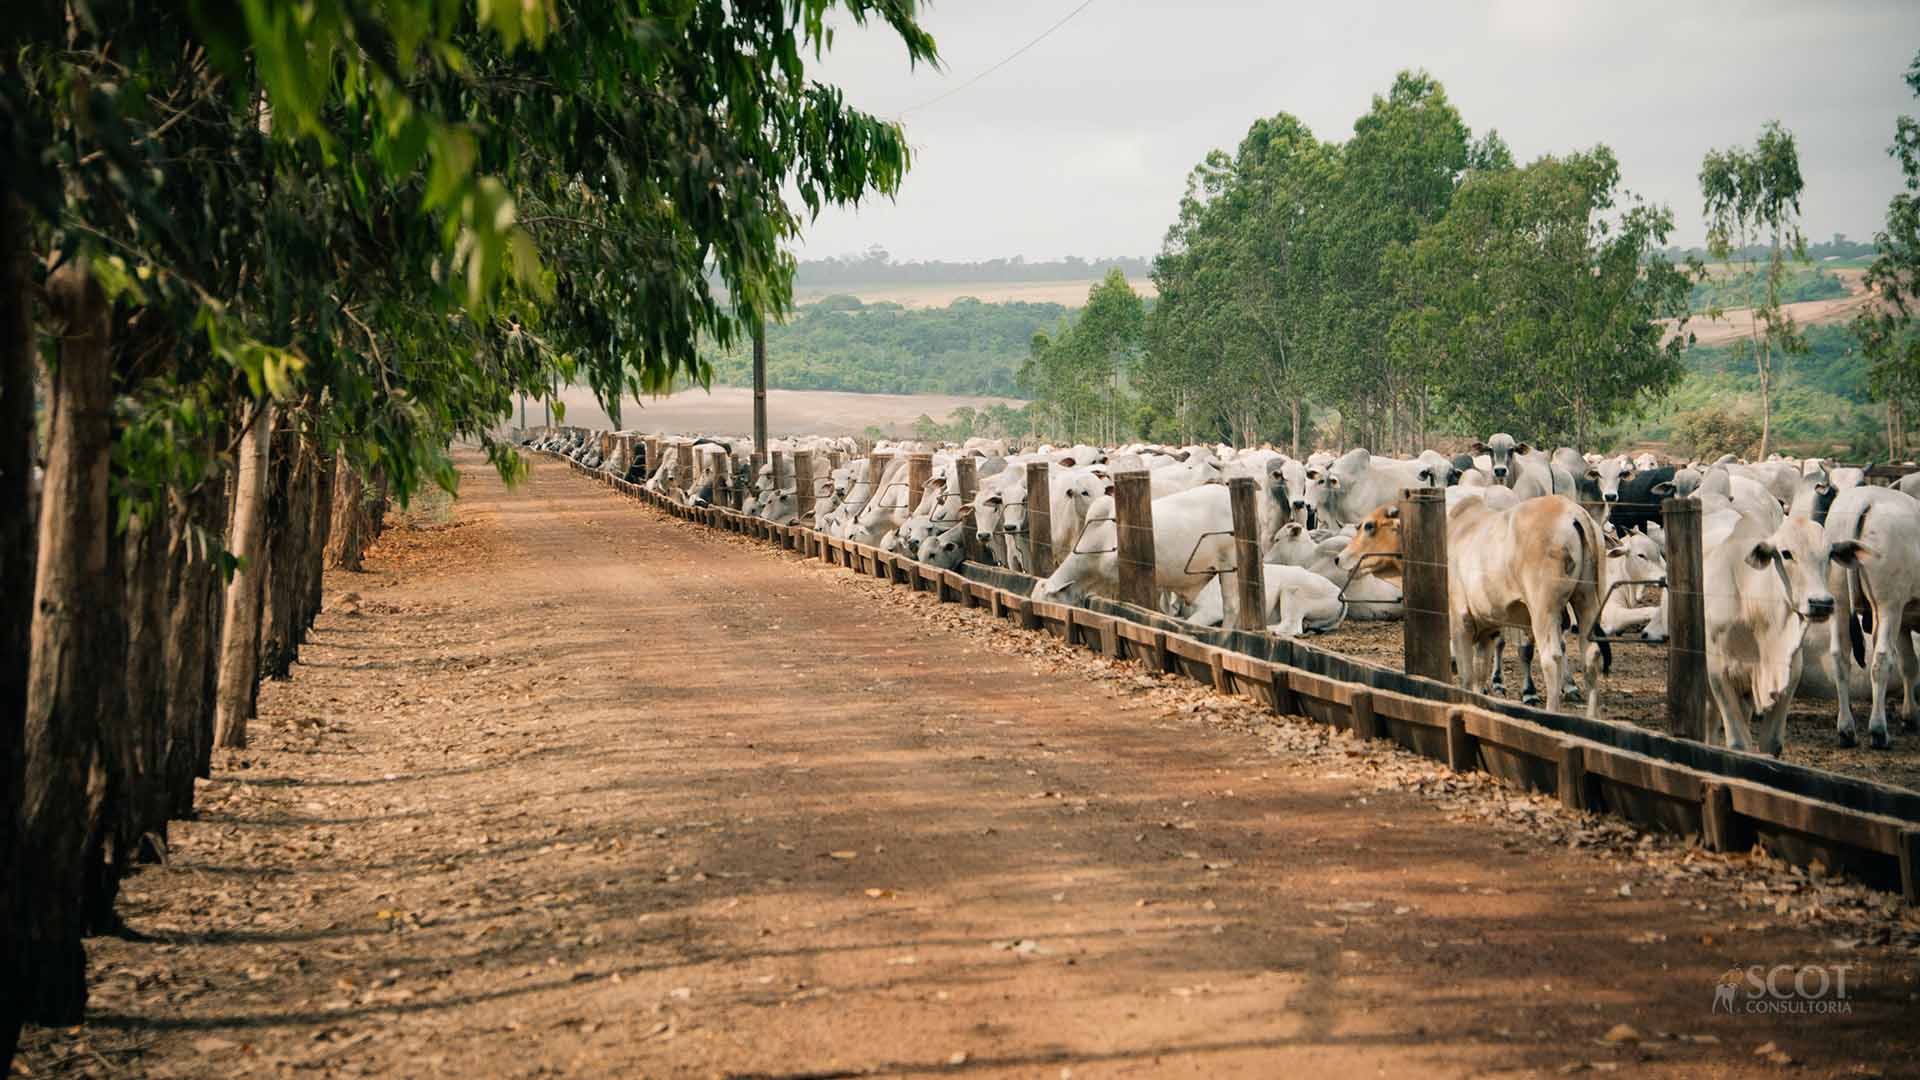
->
[1394,145,1694,447]
[1670,403,1761,460]
[1858,49,1920,456]
[704,295,1059,396]
[1690,267,1847,313]
[1017,270,1145,443]
[1699,119,1811,455]
[9,0,938,523]
[1611,326,1886,457]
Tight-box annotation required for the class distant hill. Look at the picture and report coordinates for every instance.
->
[705,294,1067,398]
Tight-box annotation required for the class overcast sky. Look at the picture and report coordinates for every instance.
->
[792,0,1920,263]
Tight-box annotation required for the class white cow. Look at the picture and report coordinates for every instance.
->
[1822,486,1917,749]
[1183,565,1347,636]
[1032,481,1283,627]
[1266,522,1403,620]
[1702,515,1867,755]
[1306,448,1444,526]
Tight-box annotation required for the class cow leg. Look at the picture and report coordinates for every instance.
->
[1488,636,1508,694]
[1534,614,1568,714]
[1832,592,1861,747]
[1868,619,1899,750]
[1895,627,1920,737]
[1451,618,1477,693]
[1579,633,1602,721]
[1708,671,1753,752]
[1517,635,1543,706]
[1759,687,1795,758]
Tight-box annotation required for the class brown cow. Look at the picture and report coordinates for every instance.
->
[1335,492,1607,717]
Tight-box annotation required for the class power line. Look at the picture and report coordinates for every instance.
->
[898,0,1098,118]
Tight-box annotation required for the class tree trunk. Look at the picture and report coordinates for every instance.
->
[0,188,37,1069]
[120,507,170,868]
[304,449,333,627]
[259,433,306,681]
[1289,399,1301,458]
[164,481,225,818]
[80,507,131,934]
[214,403,273,749]
[1758,358,1771,459]
[325,458,382,571]
[19,259,115,1023]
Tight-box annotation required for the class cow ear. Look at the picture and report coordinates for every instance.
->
[1831,540,1875,567]
[1651,482,1676,496]
[1060,457,1075,467]
[1416,467,1433,482]
[1586,468,1601,479]
[1469,441,1487,453]
[1384,506,1400,519]
[1513,442,1532,455]
[1103,484,1114,496]
[1305,469,1320,480]
[1744,540,1778,570]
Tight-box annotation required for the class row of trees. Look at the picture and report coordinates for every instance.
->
[1015,59,1920,460]
[1123,71,1696,454]
[1859,52,1920,458]
[0,1,936,1068]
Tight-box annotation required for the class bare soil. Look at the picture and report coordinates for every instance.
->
[17,451,1919,1079]
[1307,620,1920,793]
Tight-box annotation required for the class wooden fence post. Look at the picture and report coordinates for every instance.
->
[645,437,661,482]
[677,442,694,501]
[954,457,982,566]
[712,449,731,511]
[1664,496,1708,743]
[1112,469,1156,612]
[794,449,816,529]
[1025,460,1053,577]
[907,452,932,513]
[1349,689,1378,741]
[866,451,890,517]
[1401,487,1450,683]
[750,450,768,511]
[1227,476,1265,631]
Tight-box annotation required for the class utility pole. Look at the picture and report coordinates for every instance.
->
[753,315,768,456]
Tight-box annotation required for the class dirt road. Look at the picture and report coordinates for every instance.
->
[20,452,1918,1079]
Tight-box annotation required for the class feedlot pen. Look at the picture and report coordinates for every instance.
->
[1307,620,1920,793]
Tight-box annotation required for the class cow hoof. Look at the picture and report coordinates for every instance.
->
[1521,692,1542,707]
[1870,729,1892,750]
[1837,730,1858,749]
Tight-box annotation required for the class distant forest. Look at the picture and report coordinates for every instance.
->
[704,294,1060,397]
[1659,233,1878,264]
[793,249,1151,286]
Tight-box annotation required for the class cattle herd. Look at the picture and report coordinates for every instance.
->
[520,428,1920,766]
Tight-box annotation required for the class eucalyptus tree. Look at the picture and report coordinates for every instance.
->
[1392,147,1694,446]
[1700,120,1809,458]
[1858,50,1920,456]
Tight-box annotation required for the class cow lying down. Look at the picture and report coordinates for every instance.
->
[1181,566,1347,637]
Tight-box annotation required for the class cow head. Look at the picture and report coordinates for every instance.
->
[1587,455,1635,503]
[973,488,1005,543]
[1746,517,1873,625]
[1333,504,1404,585]
[1470,433,1530,483]
[1000,481,1030,535]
